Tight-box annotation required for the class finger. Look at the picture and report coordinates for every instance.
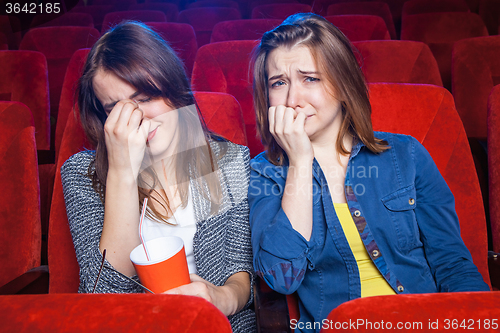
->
[114,100,139,129]
[274,105,286,136]
[129,108,144,128]
[282,107,296,135]
[268,106,276,135]
[294,111,307,131]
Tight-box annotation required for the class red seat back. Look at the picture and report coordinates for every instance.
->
[129,3,179,22]
[56,49,90,159]
[0,15,21,50]
[147,22,198,78]
[369,83,489,287]
[327,2,397,39]
[0,50,50,150]
[195,92,247,146]
[177,7,242,47]
[187,0,240,10]
[326,15,391,42]
[452,36,500,140]
[19,27,100,123]
[30,12,94,29]
[402,0,470,17]
[70,5,115,32]
[210,19,282,43]
[191,40,264,157]
[401,12,488,90]
[479,0,500,35]
[101,10,166,34]
[251,3,312,20]
[0,102,41,288]
[353,40,442,86]
[488,85,500,253]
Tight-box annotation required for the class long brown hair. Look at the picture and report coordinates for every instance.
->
[77,21,223,221]
[252,13,388,165]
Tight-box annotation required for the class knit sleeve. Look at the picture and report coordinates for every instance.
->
[61,151,143,293]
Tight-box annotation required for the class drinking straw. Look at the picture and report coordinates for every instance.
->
[139,197,151,261]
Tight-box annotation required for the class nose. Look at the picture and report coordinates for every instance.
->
[286,82,304,110]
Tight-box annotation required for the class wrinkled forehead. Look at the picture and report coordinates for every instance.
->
[266,45,319,77]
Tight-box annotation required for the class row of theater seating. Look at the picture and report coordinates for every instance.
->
[2,11,498,148]
[2,82,500,330]
[2,0,500,330]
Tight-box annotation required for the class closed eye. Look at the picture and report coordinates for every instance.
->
[137,97,152,103]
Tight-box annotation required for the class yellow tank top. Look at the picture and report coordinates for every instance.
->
[334,203,396,297]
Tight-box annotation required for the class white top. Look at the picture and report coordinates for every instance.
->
[141,189,197,274]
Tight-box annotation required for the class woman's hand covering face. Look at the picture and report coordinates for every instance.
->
[268,105,314,164]
[104,99,151,179]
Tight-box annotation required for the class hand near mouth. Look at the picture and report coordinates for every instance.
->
[268,105,314,165]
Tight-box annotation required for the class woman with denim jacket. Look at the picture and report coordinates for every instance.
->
[248,13,489,333]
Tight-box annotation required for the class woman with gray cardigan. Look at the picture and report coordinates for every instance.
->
[61,21,255,332]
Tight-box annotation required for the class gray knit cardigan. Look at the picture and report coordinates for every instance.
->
[61,141,256,332]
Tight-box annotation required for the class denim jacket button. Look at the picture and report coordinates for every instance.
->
[397,285,404,292]
[354,210,361,217]
[372,250,380,257]
[409,198,415,205]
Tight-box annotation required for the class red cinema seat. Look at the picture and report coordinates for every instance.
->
[19,26,100,125]
[70,5,115,32]
[247,0,299,19]
[0,33,7,50]
[251,3,312,20]
[145,0,180,5]
[479,0,500,35]
[0,294,232,332]
[327,2,397,39]
[0,51,50,150]
[322,292,500,332]
[0,102,41,289]
[191,40,264,157]
[401,12,488,90]
[0,15,21,50]
[353,40,442,86]
[402,0,470,17]
[91,0,136,11]
[187,0,240,10]
[488,85,500,253]
[147,22,198,78]
[370,84,490,285]
[101,10,166,34]
[195,92,247,146]
[129,3,179,22]
[177,7,242,47]
[210,19,282,43]
[326,15,391,41]
[30,12,94,29]
[452,35,500,140]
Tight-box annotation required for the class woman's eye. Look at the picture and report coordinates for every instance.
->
[305,77,319,82]
[271,80,285,88]
[137,97,152,103]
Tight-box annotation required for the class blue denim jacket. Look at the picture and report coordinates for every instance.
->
[248,132,489,333]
